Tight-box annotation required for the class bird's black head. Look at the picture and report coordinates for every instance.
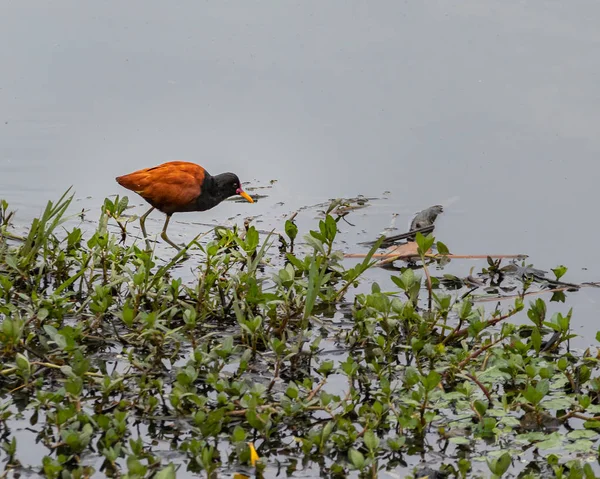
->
[212,172,254,204]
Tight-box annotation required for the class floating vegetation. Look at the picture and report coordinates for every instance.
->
[0,191,599,478]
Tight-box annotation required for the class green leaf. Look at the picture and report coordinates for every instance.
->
[552,265,567,280]
[487,452,511,476]
[522,384,545,405]
[348,448,365,469]
[421,370,441,392]
[154,463,176,479]
[564,439,595,453]
[317,360,334,375]
[415,232,435,255]
[126,456,147,476]
[285,219,298,241]
[566,430,598,440]
[536,379,550,396]
[363,430,379,452]
[584,463,595,479]
[324,214,337,242]
[436,241,450,255]
[15,353,30,373]
[473,400,488,417]
[584,404,600,414]
[285,382,299,399]
[449,437,471,445]
[286,253,305,271]
[536,432,563,450]
[515,432,546,444]
[404,367,420,388]
[232,426,246,442]
[542,397,573,410]
[244,227,259,252]
[305,233,325,254]
[500,416,521,428]
[557,357,569,371]
[386,436,406,451]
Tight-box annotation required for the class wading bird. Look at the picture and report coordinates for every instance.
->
[116,161,254,249]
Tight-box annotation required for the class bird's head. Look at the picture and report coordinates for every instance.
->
[214,173,254,203]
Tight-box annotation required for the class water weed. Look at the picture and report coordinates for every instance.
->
[0,191,598,478]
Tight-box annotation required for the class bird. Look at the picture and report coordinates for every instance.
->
[116,161,254,250]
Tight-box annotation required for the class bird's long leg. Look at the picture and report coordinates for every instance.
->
[139,207,155,249]
[160,214,181,250]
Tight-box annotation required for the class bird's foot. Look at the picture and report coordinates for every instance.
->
[160,232,184,251]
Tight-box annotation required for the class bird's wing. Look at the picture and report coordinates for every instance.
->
[116,161,206,213]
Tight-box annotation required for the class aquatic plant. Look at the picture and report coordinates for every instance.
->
[0,191,598,478]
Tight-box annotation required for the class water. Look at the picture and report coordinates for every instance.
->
[2,1,600,475]
[3,1,600,250]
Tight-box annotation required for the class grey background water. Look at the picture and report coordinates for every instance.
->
[3,1,599,258]
[1,0,600,475]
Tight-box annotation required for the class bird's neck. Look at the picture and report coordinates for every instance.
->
[195,174,228,211]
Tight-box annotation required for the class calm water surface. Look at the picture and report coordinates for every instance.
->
[2,1,600,476]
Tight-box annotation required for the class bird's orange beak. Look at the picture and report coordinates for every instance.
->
[236,188,254,203]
